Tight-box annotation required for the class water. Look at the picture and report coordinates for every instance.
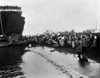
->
[0,46,100,78]
[0,46,26,78]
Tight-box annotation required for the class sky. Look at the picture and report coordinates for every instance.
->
[0,0,100,35]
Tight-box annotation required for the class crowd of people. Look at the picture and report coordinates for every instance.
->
[22,31,100,57]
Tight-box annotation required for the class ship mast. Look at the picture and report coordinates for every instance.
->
[95,0,97,30]
[0,12,4,35]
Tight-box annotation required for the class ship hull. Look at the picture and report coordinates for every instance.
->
[0,6,25,47]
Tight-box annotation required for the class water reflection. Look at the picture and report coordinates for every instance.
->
[0,46,26,78]
[78,56,90,67]
[54,47,100,62]
[28,46,100,78]
[0,46,99,78]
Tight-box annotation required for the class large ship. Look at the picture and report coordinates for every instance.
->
[0,6,25,47]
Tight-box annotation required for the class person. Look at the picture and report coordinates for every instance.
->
[93,35,97,47]
[76,38,83,59]
[60,36,65,47]
[95,35,100,56]
[82,36,87,53]
[72,36,75,48]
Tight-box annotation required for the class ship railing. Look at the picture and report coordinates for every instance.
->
[0,9,22,12]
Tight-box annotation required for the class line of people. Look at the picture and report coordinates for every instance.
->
[23,33,98,47]
[22,32,100,56]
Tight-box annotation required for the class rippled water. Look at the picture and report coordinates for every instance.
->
[0,46,100,78]
[0,46,26,78]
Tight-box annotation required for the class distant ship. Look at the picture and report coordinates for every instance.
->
[0,6,25,47]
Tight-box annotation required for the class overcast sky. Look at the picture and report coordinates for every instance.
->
[0,0,100,35]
